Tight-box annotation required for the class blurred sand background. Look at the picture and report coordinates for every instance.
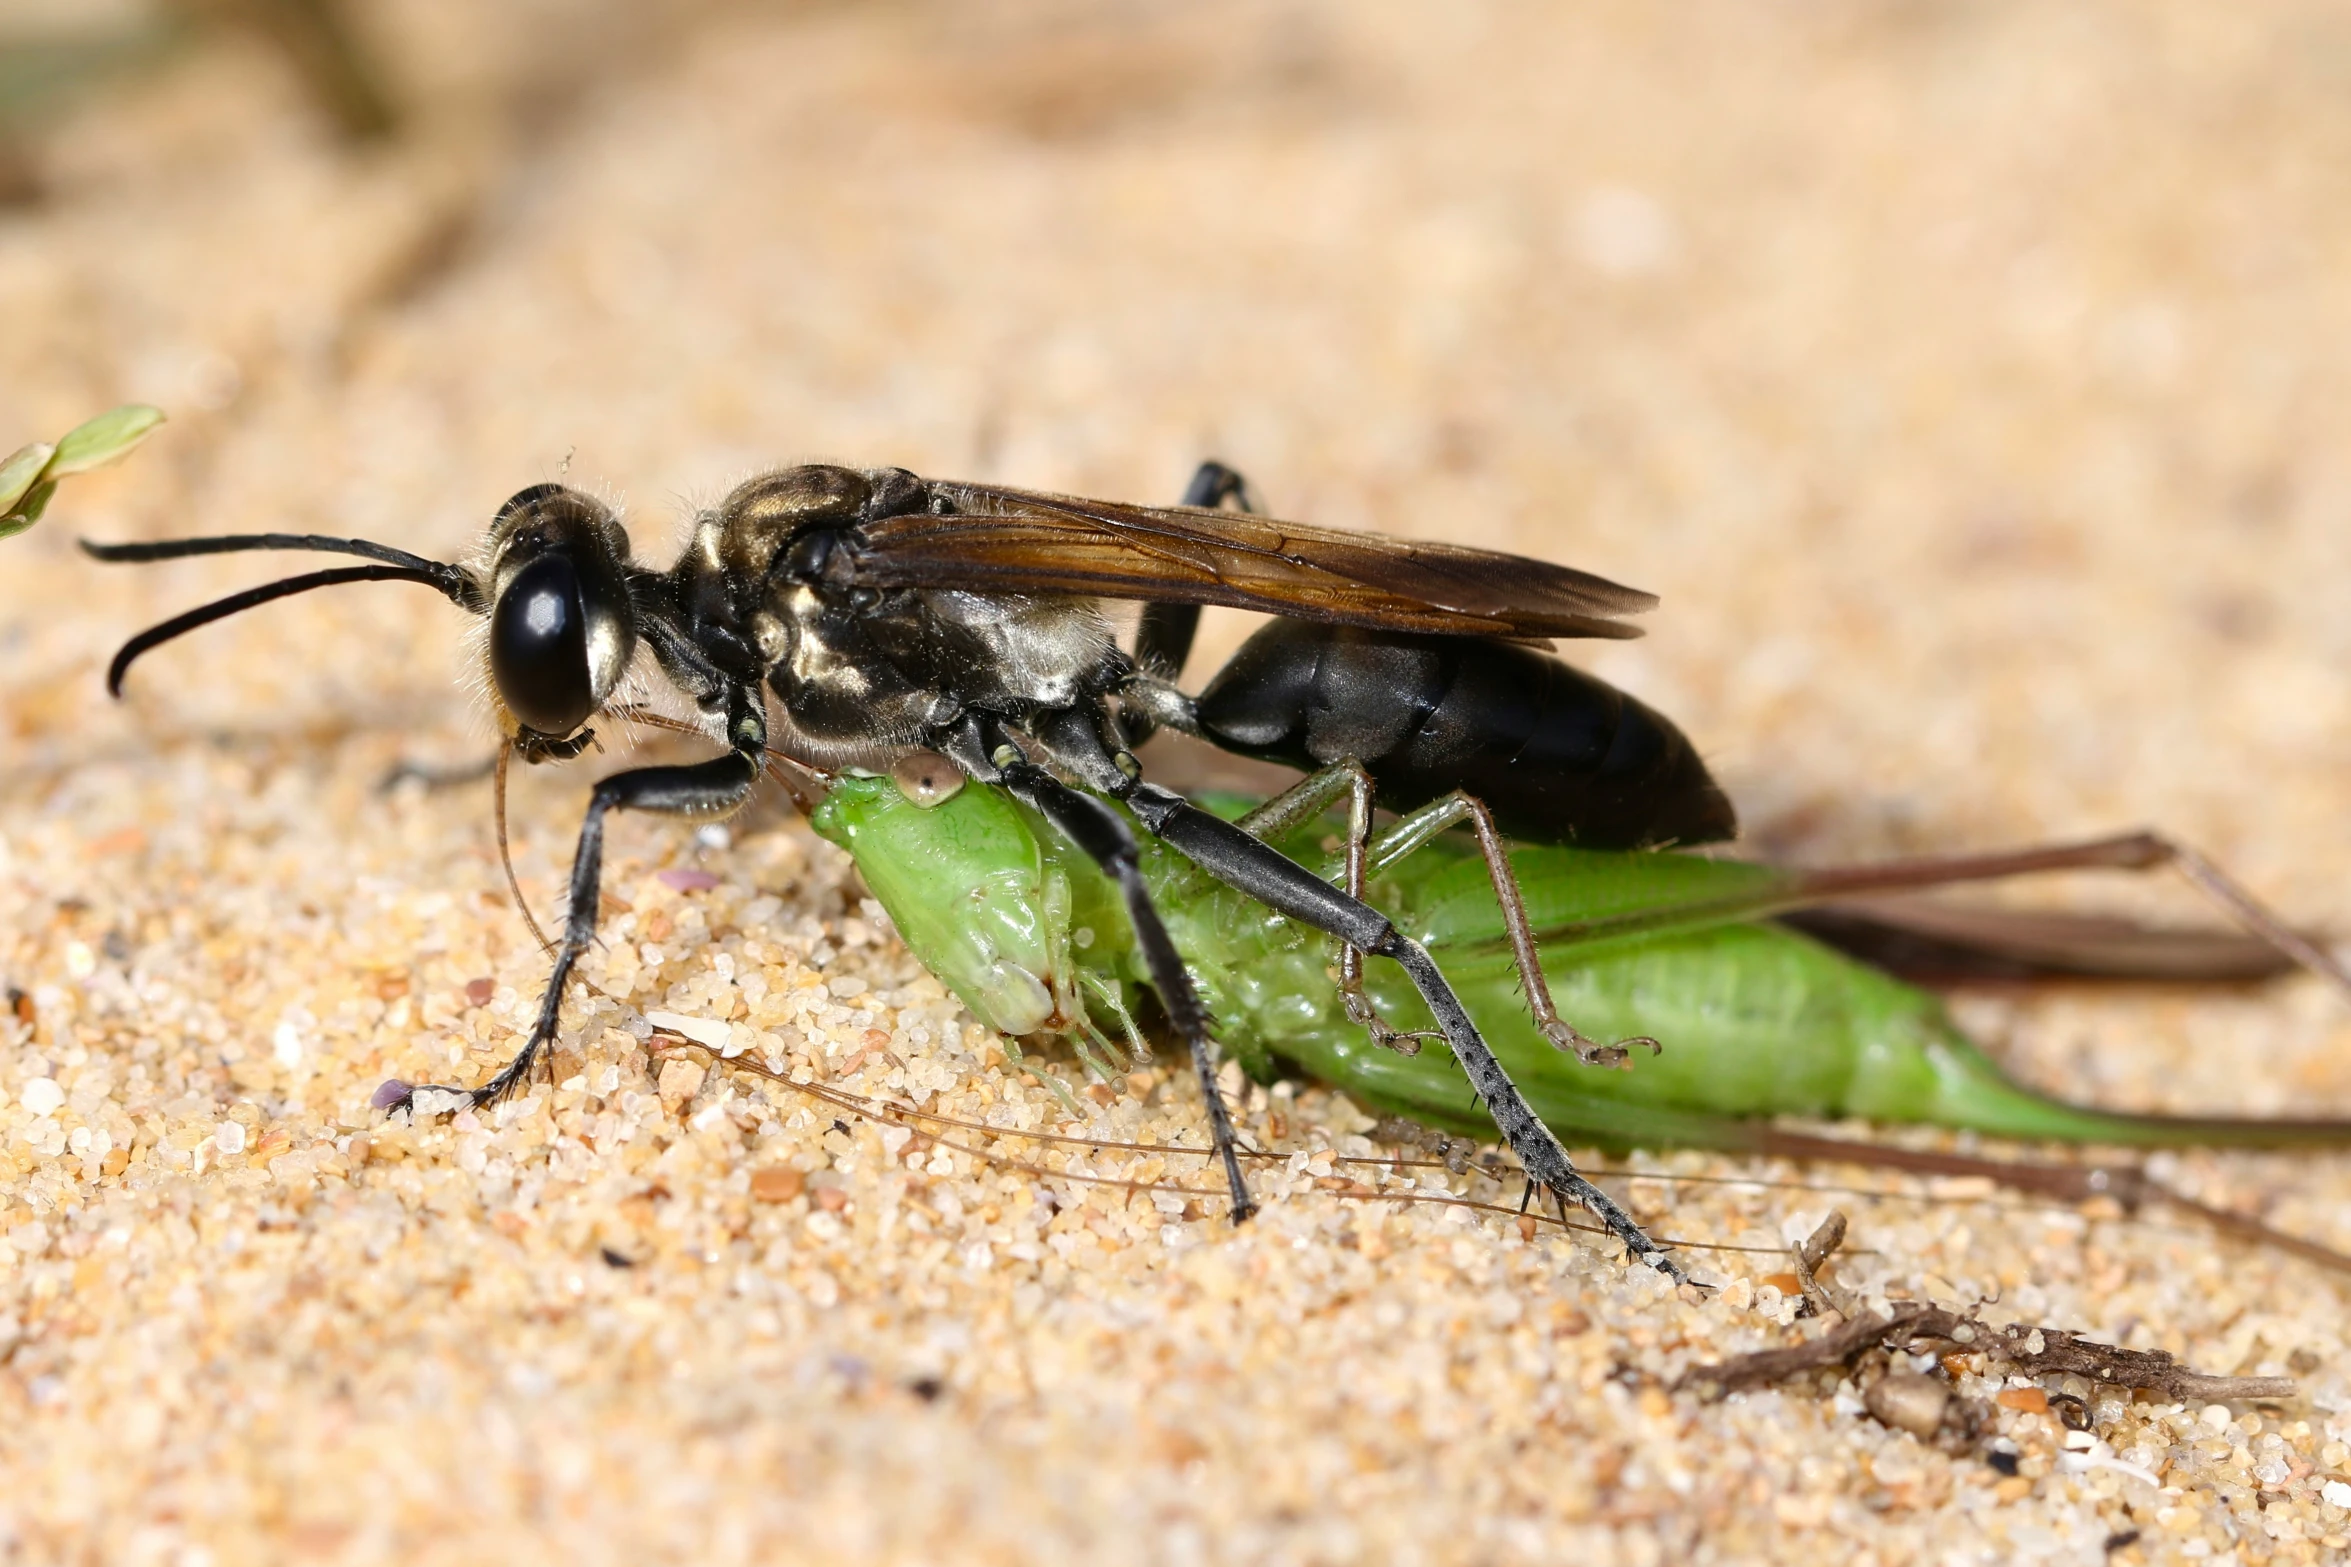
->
[6,1,2351,1562]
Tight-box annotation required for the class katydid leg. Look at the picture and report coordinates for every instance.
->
[1240,761,1658,1065]
[1717,1124,2351,1279]
[1363,785,1661,1067]
[1234,761,1442,1055]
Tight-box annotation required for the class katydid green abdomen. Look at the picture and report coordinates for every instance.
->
[813,774,2351,1151]
[1221,837,2351,1150]
[1247,909,2348,1151]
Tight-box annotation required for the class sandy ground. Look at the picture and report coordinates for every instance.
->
[5,2,2351,1562]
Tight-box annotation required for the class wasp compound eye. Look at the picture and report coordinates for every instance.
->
[491,552,595,735]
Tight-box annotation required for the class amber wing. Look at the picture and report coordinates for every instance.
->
[845,481,1657,639]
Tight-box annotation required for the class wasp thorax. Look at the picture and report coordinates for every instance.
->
[890,750,965,808]
[724,464,872,528]
[485,485,638,737]
[711,464,931,584]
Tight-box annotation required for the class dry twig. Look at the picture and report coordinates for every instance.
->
[1681,1212,2295,1405]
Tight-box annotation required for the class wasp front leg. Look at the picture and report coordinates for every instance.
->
[387,691,767,1116]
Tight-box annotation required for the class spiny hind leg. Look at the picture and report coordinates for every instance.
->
[1234,761,1443,1055]
[1143,774,1687,1279]
[1380,935,1687,1285]
[1239,761,1655,1066]
[1365,790,1659,1067]
[1027,709,1684,1277]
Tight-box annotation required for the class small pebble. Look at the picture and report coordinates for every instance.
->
[751,1168,806,1202]
[1865,1371,1951,1437]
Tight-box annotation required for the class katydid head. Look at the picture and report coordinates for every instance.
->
[808,772,1089,1040]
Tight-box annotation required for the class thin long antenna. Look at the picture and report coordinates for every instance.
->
[101,565,465,696]
[2163,838,2351,1000]
[82,531,464,580]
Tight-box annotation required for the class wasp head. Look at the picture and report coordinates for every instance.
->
[483,483,640,739]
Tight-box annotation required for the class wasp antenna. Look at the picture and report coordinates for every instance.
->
[105,565,468,697]
[80,530,462,577]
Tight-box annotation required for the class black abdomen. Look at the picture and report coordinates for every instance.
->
[1192,622,1734,848]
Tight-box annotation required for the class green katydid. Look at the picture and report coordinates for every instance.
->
[802,757,2351,1270]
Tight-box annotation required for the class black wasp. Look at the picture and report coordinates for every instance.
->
[85,460,1731,1282]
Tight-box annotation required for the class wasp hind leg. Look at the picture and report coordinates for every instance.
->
[1128,774,1686,1283]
